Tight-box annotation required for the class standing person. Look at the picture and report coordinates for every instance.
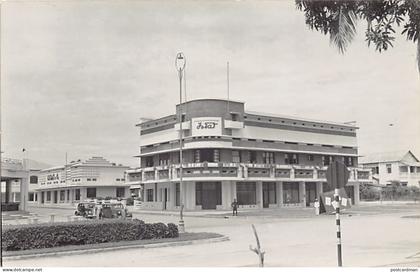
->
[314,198,320,215]
[231,198,238,216]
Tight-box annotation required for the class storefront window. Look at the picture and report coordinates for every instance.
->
[86,188,96,198]
[75,189,80,201]
[236,182,256,205]
[147,189,154,202]
[46,191,51,201]
[116,187,125,198]
[60,190,65,201]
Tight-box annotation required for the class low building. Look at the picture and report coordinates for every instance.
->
[1,158,29,211]
[126,98,372,211]
[35,157,129,205]
[359,150,420,187]
[27,159,52,204]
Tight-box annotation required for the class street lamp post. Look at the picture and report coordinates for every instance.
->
[175,52,186,233]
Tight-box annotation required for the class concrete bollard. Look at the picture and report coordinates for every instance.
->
[50,214,55,223]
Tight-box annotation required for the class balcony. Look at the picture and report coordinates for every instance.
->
[174,121,191,131]
[224,120,244,129]
[125,163,371,183]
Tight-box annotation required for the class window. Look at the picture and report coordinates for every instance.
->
[159,153,170,166]
[386,164,392,174]
[262,152,275,164]
[175,183,180,206]
[400,166,408,173]
[60,190,65,201]
[30,176,38,184]
[28,193,34,201]
[231,113,238,121]
[145,156,154,167]
[116,187,125,198]
[410,166,415,173]
[236,182,256,205]
[67,190,70,201]
[181,114,186,122]
[214,149,220,162]
[373,166,379,174]
[250,151,257,163]
[232,150,240,163]
[285,153,299,164]
[198,149,217,162]
[86,188,96,198]
[147,189,154,202]
[46,191,51,201]
[307,154,314,161]
[345,157,354,167]
[75,189,80,201]
[322,156,332,166]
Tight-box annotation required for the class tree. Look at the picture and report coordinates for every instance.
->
[296,0,420,73]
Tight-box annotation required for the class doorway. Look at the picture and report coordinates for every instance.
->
[196,182,221,209]
[262,182,276,208]
[305,182,317,207]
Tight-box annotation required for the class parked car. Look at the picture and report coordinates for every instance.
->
[100,203,132,219]
[74,202,101,219]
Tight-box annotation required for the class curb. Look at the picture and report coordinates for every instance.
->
[3,235,230,261]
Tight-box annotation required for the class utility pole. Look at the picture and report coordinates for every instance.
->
[175,52,186,233]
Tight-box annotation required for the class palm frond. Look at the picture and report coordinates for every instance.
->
[330,8,358,54]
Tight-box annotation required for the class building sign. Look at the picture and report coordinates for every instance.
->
[192,117,222,136]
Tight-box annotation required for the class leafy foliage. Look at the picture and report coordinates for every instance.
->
[2,219,179,251]
[296,0,420,71]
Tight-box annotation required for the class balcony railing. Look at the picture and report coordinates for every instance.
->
[126,162,372,183]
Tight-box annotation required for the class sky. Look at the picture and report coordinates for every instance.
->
[1,1,419,168]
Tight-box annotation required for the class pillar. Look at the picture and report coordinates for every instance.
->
[231,181,237,202]
[353,182,360,205]
[20,177,29,211]
[169,182,176,210]
[299,181,306,207]
[277,181,283,207]
[222,181,231,209]
[316,182,323,199]
[184,181,195,210]
[256,181,263,209]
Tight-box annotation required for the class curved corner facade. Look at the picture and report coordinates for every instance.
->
[127,99,372,210]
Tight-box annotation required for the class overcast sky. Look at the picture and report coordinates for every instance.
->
[1,1,419,167]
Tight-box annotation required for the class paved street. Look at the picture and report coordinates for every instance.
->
[3,203,420,267]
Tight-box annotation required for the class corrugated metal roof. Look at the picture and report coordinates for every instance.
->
[359,150,419,164]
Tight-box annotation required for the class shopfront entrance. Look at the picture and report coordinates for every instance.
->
[196,182,221,210]
[305,182,317,207]
[262,182,276,208]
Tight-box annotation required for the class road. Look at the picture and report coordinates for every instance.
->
[4,203,420,267]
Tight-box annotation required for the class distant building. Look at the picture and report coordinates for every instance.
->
[359,150,420,187]
[1,158,29,211]
[126,98,372,211]
[26,159,52,204]
[35,157,129,205]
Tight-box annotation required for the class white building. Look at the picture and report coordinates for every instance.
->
[359,150,420,187]
[35,157,129,205]
[126,99,372,211]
